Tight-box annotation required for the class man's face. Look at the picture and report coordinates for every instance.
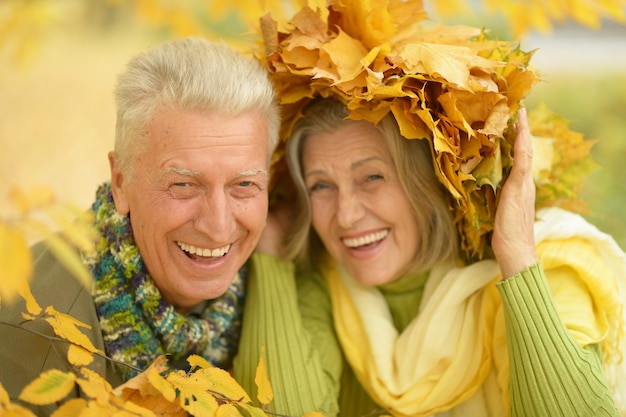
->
[109,108,269,312]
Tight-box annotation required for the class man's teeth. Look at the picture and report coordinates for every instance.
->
[177,242,231,257]
[342,230,389,248]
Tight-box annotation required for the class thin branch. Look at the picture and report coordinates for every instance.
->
[0,320,143,373]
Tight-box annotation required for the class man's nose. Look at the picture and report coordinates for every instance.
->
[194,190,236,241]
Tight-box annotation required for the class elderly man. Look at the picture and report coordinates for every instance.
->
[0,37,280,414]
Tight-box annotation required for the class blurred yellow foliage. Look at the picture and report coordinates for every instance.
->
[2,0,625,63]
[0,0,82,66]
[425,0,626,37]
[0,187,97,307]
[255,346,274,406]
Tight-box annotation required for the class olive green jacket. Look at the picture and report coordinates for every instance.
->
[0,242,123,416]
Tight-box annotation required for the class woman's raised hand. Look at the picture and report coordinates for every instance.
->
[491,107,539,279]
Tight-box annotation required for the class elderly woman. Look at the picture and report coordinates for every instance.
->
[235,97,625,417]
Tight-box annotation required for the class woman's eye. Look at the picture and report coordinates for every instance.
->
[309,182,329,193]
[366,174,383,182]
[173,182,191,187]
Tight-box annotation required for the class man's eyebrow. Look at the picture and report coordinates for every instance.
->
[162,167,201,177]
[236,168,268,178]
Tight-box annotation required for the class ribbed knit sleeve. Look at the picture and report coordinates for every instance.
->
[233,253,343,416]
[497,263,619,417]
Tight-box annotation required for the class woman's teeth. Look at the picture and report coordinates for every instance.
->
[177,242,231,257]
[342,229,389,248]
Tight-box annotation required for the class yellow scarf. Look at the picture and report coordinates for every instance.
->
[325,207,626,416]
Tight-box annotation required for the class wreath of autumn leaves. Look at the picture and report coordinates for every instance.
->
[259,0,596,261]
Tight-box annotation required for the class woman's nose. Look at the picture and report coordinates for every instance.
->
[336,188,366,228]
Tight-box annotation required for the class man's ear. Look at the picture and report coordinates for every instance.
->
[108,151,130,215]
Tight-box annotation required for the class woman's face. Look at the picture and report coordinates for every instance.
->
[302,121,420,286]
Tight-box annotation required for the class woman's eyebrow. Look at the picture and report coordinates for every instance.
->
[351,155,384,170]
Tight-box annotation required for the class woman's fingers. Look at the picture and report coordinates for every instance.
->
[492,107,538,278]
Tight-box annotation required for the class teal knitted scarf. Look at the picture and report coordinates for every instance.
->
[84,183,246,381]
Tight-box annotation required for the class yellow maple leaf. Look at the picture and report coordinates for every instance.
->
[321,29,368,84]
[115,357,184,417]
[254,347,273,406]
[18,369,76,406]
[187,354,213,370]
[75,368,112,405]
[390,100,431,140]
[194,367,251,403]
[335,0,428,49]
[0,221,33,305]
[17,284,42,318]
[165,371,219,417]
[43,306,101,353]
[67,344,95,367]
[49,398,87,417]
[115,355,171,396]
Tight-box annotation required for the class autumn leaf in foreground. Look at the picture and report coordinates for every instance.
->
[165,370,220,416]
[43,306,102,354]
[75,368,113,405]
[18,284,42,320]
[0,221,33,305]
[255,346,273,406]
[115,356,186,416]
[0,382,37,417]
[18,370,76,406]
[529,103,597,214]
[1,186,97,306]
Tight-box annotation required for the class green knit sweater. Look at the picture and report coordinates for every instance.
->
[233,254,619,417]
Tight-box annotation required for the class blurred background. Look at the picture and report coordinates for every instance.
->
[1,0,625,250]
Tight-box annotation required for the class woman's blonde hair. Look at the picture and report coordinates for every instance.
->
[284,98,458,274]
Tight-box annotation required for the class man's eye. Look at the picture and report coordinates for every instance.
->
[238,181,253,187]
[168,182,198,199]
